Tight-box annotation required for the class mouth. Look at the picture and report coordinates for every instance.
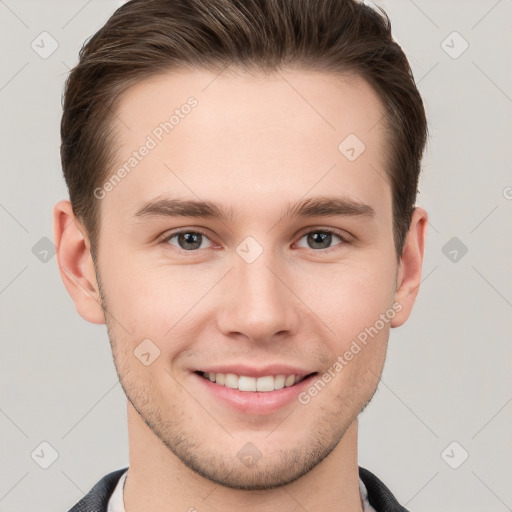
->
[194,370,318,392]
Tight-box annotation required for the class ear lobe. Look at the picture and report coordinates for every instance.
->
[390,207,428,328]
[53,200,106,324]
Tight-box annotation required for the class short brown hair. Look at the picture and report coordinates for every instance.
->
[61,0,428,258]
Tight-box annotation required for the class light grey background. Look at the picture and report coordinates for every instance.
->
[1,0,511,510]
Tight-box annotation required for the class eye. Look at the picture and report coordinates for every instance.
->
[295,229,347,252]
[160,227,348,254]
[162,229,214,251]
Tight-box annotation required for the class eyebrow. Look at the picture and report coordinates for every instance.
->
[282,196,375,219]
[133,196,375,222]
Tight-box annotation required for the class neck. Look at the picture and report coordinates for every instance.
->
[123,401,363,512]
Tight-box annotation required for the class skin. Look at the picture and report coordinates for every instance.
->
[54,68,427,512]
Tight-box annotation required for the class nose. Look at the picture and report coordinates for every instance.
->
[215,248,300,344]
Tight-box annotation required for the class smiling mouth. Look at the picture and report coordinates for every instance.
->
[195,371,318,392]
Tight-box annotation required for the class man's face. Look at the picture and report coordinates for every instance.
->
[93,68,402,488]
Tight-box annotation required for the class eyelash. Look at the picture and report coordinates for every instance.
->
[160,228,349,254]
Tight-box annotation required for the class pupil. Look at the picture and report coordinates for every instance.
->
[179,232,201,250]
[309,232,331,249]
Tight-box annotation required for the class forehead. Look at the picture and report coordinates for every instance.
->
[104,67,390,222]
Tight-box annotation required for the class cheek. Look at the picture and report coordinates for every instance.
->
[99,252,181,331]
[100,254,218,364]
[295,258,397,342]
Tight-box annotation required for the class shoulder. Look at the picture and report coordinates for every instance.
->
[358,466,410,512]
[67,467,128,512]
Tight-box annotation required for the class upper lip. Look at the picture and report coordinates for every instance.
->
[195,364,316,378]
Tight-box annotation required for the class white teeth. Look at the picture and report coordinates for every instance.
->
[238,376,256,391]
[256,375,275,392]
[273,375,285,390]
[201,372,309,392]
[284,375,295,387]
[224,373,239,389]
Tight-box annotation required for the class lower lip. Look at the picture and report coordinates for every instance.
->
[193,372,317,415]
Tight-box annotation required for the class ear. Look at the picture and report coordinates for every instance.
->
[53,200,106,324]
[390,206,428,328]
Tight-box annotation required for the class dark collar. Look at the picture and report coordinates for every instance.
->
[359,466,410,511]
